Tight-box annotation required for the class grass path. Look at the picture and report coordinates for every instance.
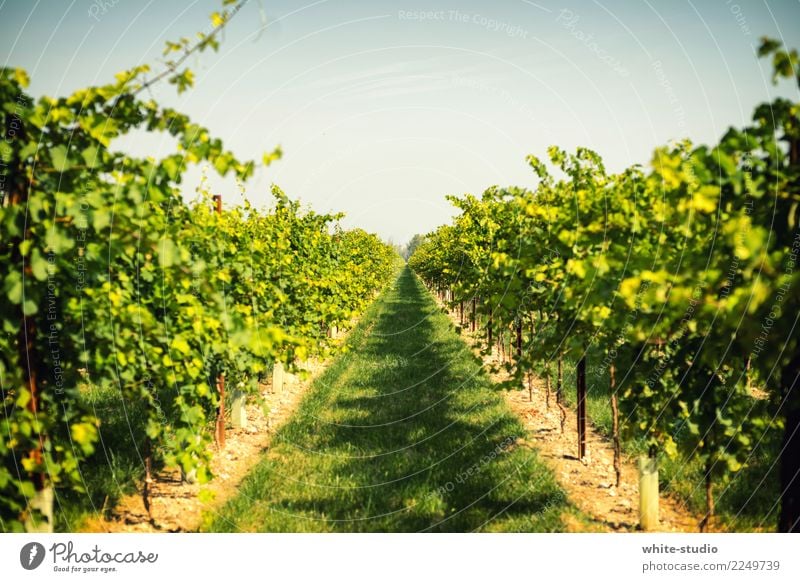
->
[208,267,576,532]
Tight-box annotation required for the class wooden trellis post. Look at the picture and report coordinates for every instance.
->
[11,176,53,532]
[577,355,587,461]
[556,355,567,433]
[471,297,476,332]
[610,363,621,487]
[213,194,226,449]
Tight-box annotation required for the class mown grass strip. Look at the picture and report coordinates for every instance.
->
[208,267,575,532]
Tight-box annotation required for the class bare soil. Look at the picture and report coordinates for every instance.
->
[438,300,705,532]
[82,359,327,532]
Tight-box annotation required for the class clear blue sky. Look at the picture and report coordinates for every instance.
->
[2,0,799,244]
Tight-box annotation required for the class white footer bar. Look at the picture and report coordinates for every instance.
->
[1,533,797,581]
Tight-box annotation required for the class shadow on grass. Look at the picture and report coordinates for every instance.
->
[55,387,150,531]
[210,267,571,532]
